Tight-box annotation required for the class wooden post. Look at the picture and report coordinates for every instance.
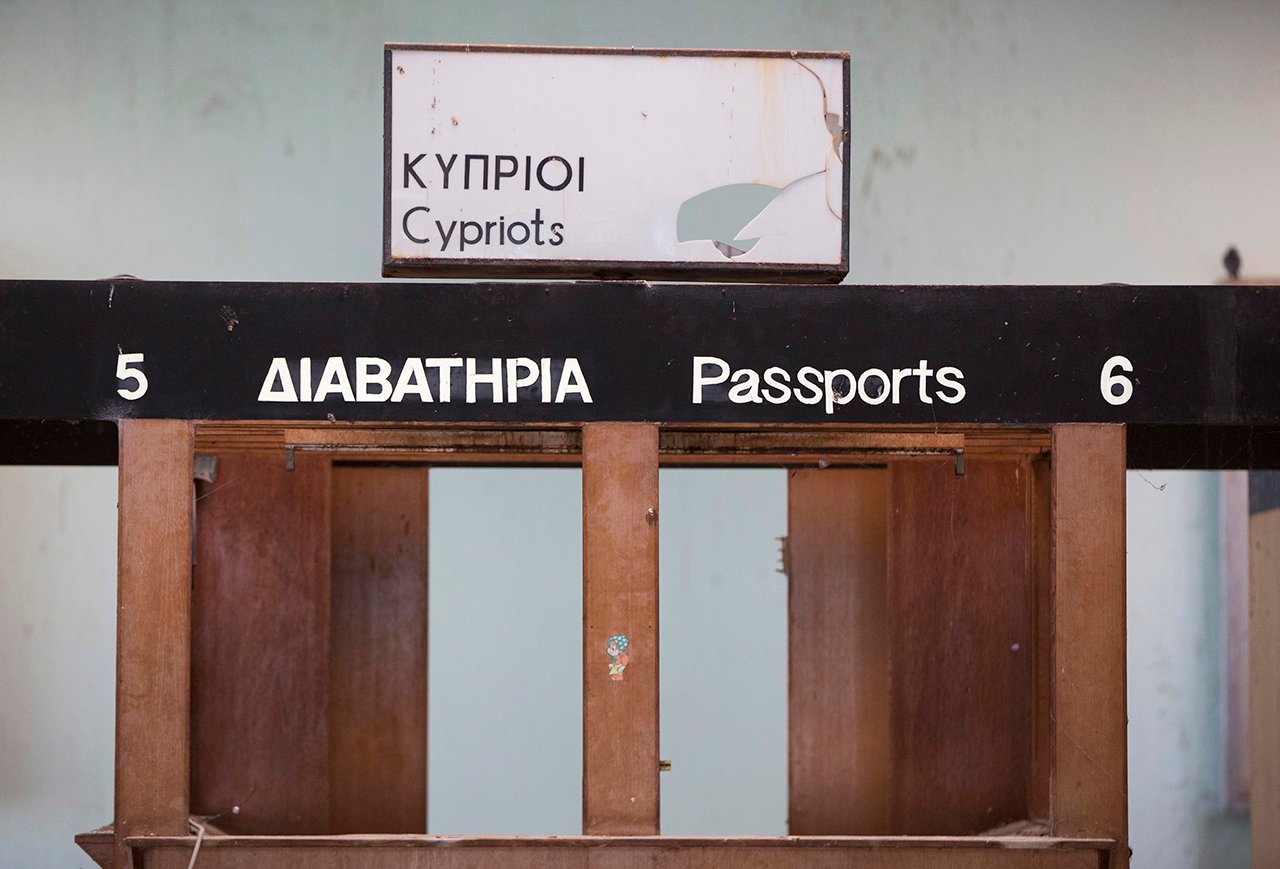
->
[1250,504,1280,869]
[787,468,889,834]
[1050,424,1128,867]
[1028,455,1053,821]
[582,423,660,834]
[115,419,194,868]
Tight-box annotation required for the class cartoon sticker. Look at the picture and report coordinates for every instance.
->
[606,634,630,682]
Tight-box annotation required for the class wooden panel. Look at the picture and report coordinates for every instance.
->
[664,430,962,456]
[193,422,1051,468]
[1049,425,1127,869]
[1028,456,1052,821]
[134,835,1112,869]
[330,466,429,833]
[191,452,332,834]
[788,468,889,834]
[114,420,194,869]
[582,423,660,834]
[1250,508,1280,869]
[886,458,1031,835]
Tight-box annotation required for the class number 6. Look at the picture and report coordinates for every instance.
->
[116,352,149,400]
[1100,355,1132,406]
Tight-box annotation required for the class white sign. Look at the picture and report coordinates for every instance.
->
[383,44,849,281]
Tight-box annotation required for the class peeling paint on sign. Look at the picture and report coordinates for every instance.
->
[384,44,849,281]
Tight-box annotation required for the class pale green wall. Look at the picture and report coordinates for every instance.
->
[1128,472,1251,868]
[0,468,118,867]
[3,1,1279,866]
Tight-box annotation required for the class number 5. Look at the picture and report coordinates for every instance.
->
[116,352,149,400]
[1100,355,1133,406]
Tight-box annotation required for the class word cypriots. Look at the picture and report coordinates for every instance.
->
[400,152,583,252]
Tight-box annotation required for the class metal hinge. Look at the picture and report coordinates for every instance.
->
[776,535,790,578]
[190,454,218,570]
[193,453,218,482]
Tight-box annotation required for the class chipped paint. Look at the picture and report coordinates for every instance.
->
[385,45,849,280]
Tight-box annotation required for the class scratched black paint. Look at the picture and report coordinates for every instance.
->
[0,281,1277,426]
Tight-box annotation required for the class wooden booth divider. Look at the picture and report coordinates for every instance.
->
[114,420,195,869]
[97,421,1128,869]
[582,423,661,834]
[1049,425,1128,865]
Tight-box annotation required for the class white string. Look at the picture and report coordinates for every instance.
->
[186,818,206,869]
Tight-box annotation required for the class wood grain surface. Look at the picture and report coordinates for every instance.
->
[114,420,194,869]
[132,834,1113,869]
[1028,456,1053,821]
[330,466,429,833]
[1049,425,1127,869]
[787,468,890,834]
[1250,507,1280,869]
[582,424,660,834]
[887,458,1032,835]
[191,452,332,833]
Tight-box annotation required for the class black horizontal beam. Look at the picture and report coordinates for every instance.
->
[0,420,118,465]
[1,280,1277,431]
[1126,424,1280,470]
[4,420,1280,470]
